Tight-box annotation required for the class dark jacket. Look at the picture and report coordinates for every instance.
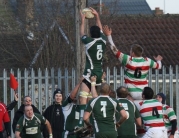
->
[7,100,18,112]
[43,104,64,138]
[12,104,40,133]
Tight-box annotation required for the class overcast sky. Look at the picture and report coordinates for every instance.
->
[146,0,179,14]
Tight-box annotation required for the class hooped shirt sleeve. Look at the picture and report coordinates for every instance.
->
[115,51,130,66]
[148,58,161,69]
[165,105,177,121]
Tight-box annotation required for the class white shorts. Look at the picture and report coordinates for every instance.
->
[168,130,179,138]
[142,127,167,138]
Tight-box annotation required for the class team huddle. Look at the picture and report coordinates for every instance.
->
[0,7,179,138]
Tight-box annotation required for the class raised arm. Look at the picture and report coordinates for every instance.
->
[70,77,84,100]
[7,91,18,111]
[90,7,102,30]
[103,25,118,55]
[80,10,86,37]
[90,76,98,98]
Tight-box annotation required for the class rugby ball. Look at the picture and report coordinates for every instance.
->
[82,8,94,19]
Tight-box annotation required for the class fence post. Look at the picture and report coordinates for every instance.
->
[38,68,42,112]
[176,65,179,128]
[169,65,173,107]
[65,68,69,97]
[45,68,49,109]
[3,69,7,104]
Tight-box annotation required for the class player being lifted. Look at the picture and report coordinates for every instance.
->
[102,25,163,108]
[79,7,107,105]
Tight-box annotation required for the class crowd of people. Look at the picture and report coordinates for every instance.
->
[0,7,179,138]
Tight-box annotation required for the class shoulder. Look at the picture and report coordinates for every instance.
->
[0,102,6,106]
[18,115,24,122]
[34,113,44,120]
[163,104,174,112]
[34,113,42,117]
[0,102,7,109]
[163,104,170,109]
[110,98,119,103]
[17,104,25,112]
[45,105,54,110]
[81,35,90,40]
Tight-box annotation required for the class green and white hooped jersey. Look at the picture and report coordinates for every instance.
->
[81,32,106,84]
[115,51,161,100]
[162,104,178,134]
[139,99,165,130]
[85,95,124,133]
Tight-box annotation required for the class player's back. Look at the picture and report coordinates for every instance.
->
[140,99,165,129]
[116,98,139,136]
[81,32,106,70]
[121,55,159,100]
[89,96,118,132]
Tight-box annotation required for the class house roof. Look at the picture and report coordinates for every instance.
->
[100,14,179,70]
[89,0,153,15]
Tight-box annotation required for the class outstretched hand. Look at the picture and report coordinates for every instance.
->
[153,55,163,61]
[14,91,18,101]
[102,25,112,36]
[90,76,97,82]
[89,7,98,17]
[80,10,86,21]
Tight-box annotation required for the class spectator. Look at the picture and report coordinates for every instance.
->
[116,86,142,138]
[12,96,40,133]
[0,102,11,138]
[156,92,179,138]
[83,83,127,138]
[43,89,64,138]
[15,105,52,138]
[140,87,167,138]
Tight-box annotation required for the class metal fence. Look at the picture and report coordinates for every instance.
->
[0,65,179,136]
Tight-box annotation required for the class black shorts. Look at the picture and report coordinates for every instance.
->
[82,79,97,91]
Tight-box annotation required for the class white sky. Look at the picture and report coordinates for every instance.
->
[146,0,179,14]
